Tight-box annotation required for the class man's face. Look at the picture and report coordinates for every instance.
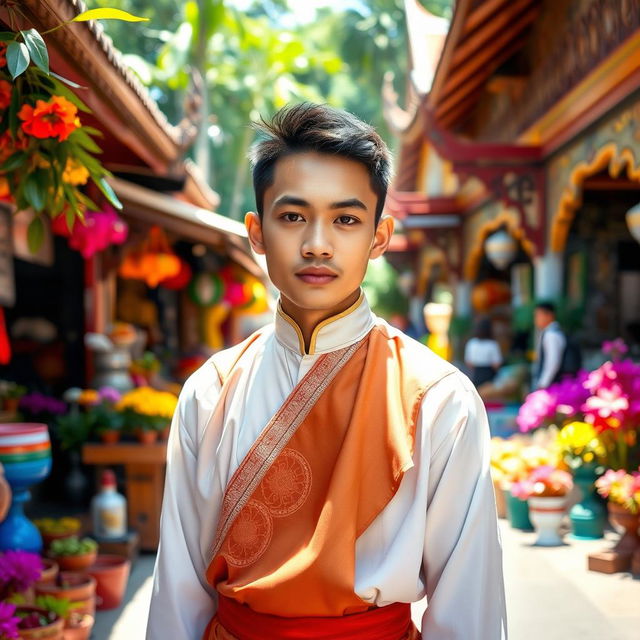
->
[534,308,553,330]
[247,152,391,319]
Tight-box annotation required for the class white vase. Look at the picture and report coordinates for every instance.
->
[528,496,567,546]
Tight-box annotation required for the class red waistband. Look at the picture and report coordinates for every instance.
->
[216,595,412,640]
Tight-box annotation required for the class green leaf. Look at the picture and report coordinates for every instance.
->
[0,32,17,42]
[95,177,122,210]
[69,128,102,154]
[27,216,45,254]
[6,41,29,80]
[72,9,149,23]
[20,29,49,75]
[80,126,103,138]
[76,191,99,212]
[8,82,20,137]
[0,151,27,172]
[64,207,75,232]
[24,173,46,212]
[50,71,85,90]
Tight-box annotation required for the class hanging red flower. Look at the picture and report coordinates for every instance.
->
[0,80,11,111]
[18,96,80,141]
[0,42,6,69]
[159,259,192,290]
[119,226,180,287]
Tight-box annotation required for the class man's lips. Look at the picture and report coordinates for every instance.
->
[295,266,338,285]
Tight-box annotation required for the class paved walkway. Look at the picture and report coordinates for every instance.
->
[95,521,640,639]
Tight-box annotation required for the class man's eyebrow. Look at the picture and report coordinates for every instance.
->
[329,198,368,211]
[273,195,310,208]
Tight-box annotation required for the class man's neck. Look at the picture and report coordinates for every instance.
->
[280,289,362,352]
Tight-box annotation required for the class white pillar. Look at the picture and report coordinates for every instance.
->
[534,251,563,301]
[455,280,473,318]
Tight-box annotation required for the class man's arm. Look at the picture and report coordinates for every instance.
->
[536,330,566,388]
[146,376,218,639]
[421,374,507,639]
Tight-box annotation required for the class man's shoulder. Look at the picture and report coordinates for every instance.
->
[372,319,459,387]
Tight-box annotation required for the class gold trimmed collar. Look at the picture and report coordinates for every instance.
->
[275,292,374,356]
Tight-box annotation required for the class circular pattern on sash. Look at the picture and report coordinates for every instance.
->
[260,448,312,517]
[225,500,273,567]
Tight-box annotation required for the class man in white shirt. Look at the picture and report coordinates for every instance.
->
[146,103,507,640]
[533,302,567,389]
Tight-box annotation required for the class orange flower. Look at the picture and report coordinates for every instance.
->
[0,79,11,110]
[0,175,12,203]
[62,158,90,186]
[18,96,80,141]
[0,42,6,69]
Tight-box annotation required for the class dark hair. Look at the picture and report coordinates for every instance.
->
[535,301,556,315]
[249,103,392,224]
[474,317,494,340]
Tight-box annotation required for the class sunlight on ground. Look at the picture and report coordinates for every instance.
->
[107,574,153,639]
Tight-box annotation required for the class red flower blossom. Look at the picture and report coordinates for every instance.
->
[18,96,80,141]
[0,79,11,110]
[0,42,7,69]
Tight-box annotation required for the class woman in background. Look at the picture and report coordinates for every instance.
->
[465,317,502,387]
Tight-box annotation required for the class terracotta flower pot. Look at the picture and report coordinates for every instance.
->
[35,573,96,618]
[135,429,158,445]
[62,614,94,640]
[159,424,170,441]
[53,550,97,572]
[36,559,59,586]
[15,606,64,640]
[99,430,120,445]
[87,554,130,610]
[608,502,640,556]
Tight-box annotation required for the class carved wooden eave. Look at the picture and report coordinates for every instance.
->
[421,104,546,256]
[427,0,539,131]
[13,0,190,174]
[385,189,462,224]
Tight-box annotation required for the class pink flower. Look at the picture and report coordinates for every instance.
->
[602,338,628,359]
[0,602,19,639]
[595,469,627,498]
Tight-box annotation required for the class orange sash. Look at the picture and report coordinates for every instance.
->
[203,323,444,637]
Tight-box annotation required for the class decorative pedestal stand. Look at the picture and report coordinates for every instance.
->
[0,424,52,553]
[529,496,567,546]
[505,491,534,531]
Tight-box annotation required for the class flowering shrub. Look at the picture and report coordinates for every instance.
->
[0,601,19,639]
[116,387,178,432]
[17,392,66,418]
[595,467,640,514]
[555,421,606,469]
[510,465,573,500]
[490,438,557,491]
[0,7,146,251]
[0,551,42,600]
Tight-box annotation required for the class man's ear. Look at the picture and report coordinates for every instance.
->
[369,215,394,259]
[245,211,266,255]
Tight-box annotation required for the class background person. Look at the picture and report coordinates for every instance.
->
[533,301,566,389]
[464,317,502,387]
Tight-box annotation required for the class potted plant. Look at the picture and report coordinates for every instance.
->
[116,387,177,444]
[32,596,93,640]
[0,381,27,413]
[596,467,640,563]
[34,573,96,619]
[34,560,59,588]
[12,604,64,640]
[0,550,43,603]
[48,537,98,572]
[556,421,607,539]
[33,518,82,552]
[511,465,574,546]
[89,387,124,444]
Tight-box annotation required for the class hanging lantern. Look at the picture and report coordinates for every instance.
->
[484,229,517,270]
[188,273,226,307]
[159,259,192,290]
[626,202,640,244]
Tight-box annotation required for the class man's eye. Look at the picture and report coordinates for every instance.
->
[282,213,303,222]
[336,215,357,225]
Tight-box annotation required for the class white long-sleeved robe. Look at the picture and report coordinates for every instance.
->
[146,296,507,639]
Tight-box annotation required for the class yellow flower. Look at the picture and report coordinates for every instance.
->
[116,387,178,419]
[62,158,90,186]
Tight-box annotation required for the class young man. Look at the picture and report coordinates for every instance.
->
[533,302,566,389]
[146,104,506,640]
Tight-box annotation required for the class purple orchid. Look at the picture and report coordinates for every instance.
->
[0,602,19,640]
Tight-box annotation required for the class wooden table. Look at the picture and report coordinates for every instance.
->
[82,443,167,551]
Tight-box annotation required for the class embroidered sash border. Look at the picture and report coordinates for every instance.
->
[208,336,368,563]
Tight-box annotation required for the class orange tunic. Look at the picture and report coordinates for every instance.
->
[202,322,439,638]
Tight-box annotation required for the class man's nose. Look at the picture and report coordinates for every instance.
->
[301,222,333,258]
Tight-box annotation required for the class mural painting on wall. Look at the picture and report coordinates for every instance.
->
[548,98,640,252]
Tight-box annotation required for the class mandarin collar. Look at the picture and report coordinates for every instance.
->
[275,292,375,356]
